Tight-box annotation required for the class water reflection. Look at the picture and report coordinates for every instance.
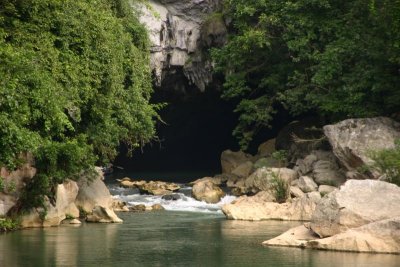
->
[0,213,399,267]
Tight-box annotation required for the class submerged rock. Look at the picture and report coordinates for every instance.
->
[162,194,181,201]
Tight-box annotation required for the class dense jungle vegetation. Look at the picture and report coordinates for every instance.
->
[213,0,400,148]
[0,0,158,208]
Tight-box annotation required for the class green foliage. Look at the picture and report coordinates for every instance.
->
[269,150,289,202]
[270,172,289,203]
[0,218,19,232]
[0,0,158,209]
[370,140,400,186]
[0,177,17,194]
[65,214,75,220]
[213,0,400,148]
[271,150,287,168]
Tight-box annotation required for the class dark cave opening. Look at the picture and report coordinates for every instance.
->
[114,78,293,183]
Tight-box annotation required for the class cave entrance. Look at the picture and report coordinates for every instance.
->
[114,86,240,183]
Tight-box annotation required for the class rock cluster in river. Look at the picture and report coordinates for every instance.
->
[0,166,123,228]
[190,116,400,254]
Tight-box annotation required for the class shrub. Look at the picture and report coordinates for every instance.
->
[370,140,400,186]
[0,218,19,232]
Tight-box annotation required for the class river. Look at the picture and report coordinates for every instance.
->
[0,175,399,266]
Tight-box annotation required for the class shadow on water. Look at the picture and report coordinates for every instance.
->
[1,212,399,267]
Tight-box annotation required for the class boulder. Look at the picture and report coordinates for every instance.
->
[120,180,135,188]
[75,170,113,213]
[151,204,165,211]
[312,160,345,186]
[112,200,129,212]
[62,218,82,225]
[296,154,317,175]
[253,157,280,169]
[307,217,400,254]
[55,179,80,219]
[222,193,319,221]
[162,194,181,201]
[231,161,253,178]
[290,186,305,198]
[192,180,225,204]
[138,181,180,196]
[86,205,123,223]
[20,180,80,228]
[318,185,337,196]
[298,176,318,193]
[221,150,252,173]
[310,179,400,238]
[264,217,400,254]
[323,117,400,178]
[257,138,276,157]
[130,204,146,212]
[243,167,297,194]
[262,224,317,247]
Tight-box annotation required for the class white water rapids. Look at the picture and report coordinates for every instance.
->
[108,184,237,214]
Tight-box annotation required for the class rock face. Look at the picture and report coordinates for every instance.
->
[323,117,400,178]
[222,193,319,221]
[136,0,224,92]
[192,180,225,203]
[310,179,400,238]
[20,180,80,228]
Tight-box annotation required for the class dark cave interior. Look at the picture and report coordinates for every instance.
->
[114,78,293,183]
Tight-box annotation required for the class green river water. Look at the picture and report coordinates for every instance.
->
[0,211,399,267]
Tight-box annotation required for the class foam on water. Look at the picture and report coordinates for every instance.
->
[109,184,236,214]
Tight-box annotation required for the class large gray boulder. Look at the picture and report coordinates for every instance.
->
[323,117,400,178]
[310,179,400,237]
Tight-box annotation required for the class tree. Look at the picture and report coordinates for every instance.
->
[212,0,400,148]
[0,0,158,208]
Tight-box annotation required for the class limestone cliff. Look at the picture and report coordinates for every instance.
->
[133,0,226,94]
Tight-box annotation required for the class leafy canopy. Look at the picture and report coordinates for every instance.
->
[213,0,400,148]
[0,0,158,207]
